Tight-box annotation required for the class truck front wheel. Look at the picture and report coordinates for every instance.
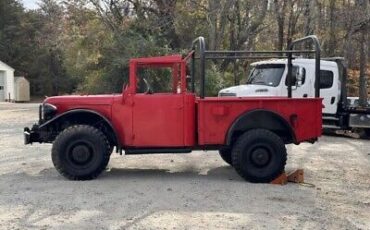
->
[232,129,287,183]
[51,125,111,180]
[219,147,233,166]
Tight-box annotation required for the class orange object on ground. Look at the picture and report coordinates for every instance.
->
[270,169,304,185]
[287,169,304,183]
[270,172,288,185]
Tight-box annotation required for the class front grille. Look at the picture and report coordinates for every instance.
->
[219,92,236,97]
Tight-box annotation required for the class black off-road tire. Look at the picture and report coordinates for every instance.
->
[364,129,370,139]
[232,129,287,183]
[52,125,111,180]
[219,148,233,166]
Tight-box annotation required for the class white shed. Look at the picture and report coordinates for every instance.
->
[14,77,30,102]
[0,60,15,102]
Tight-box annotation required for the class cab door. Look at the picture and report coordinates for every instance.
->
[132,93,184,147]
[130,62,186,147]
[319,68,339,115]
[291,66,311,98]
[281,65,311,98]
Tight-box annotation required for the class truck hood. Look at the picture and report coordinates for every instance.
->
[43,95,115,117]
[219,85,280,97]
[44,94,115,106]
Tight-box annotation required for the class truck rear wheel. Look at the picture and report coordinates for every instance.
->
[51,125,111,180]
[219,147,232,166]
[232,129,287,183]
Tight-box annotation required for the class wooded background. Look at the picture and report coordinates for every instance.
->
[0,0,369,102]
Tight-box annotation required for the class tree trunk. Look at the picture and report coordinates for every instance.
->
[207,0,218,50]
[327,0,336,56]
[303,0,313,36]
[273,0,287,51]
[154,0,179,49]
[358,0,369,106]
[286,0,302,49]
[358,25,368,106]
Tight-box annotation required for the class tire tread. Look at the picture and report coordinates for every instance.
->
[51,125,110,180]
[232,129,287,183]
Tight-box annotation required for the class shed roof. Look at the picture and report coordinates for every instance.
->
[14,76,29,83]
[0,60,15,71]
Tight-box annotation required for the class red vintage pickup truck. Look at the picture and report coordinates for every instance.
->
[24,36,322,182]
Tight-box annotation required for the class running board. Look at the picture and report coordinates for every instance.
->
[124,148,192,155]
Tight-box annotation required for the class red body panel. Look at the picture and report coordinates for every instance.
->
[111,93,196,148]
[197,97,322,145]
[43,54,322,149]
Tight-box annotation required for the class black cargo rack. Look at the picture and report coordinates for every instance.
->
[190,35,321,99]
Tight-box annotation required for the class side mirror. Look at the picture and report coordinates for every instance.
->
[287,72,297,86]
[122,83,128,92]
[122,83,129,103]
[296,67,305,86]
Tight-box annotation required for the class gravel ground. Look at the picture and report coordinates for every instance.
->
[0,102,369,230]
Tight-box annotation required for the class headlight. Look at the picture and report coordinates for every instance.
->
[40,103,57,122]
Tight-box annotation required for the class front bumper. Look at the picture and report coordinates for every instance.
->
[24,126,41,145]
[24,104,44,145]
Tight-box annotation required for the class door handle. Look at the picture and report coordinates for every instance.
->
[303,94,308,98]
[330,97,335,104]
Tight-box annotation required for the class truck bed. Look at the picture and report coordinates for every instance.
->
[197,97,322,145]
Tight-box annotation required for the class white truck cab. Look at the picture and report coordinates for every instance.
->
[219,58,341,115]
[219,58,370,136]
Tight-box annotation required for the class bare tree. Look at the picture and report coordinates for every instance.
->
[286,0,303,48]
[273,0,287,51]
[327,0,337,56]
[207,0,235,50]
[220,0,268,71]
[356,0,369,105]
[303,0,315,36]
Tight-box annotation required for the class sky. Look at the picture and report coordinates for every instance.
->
[21,0,39,10]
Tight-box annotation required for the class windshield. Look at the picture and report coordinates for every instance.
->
[246,64,285,87]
